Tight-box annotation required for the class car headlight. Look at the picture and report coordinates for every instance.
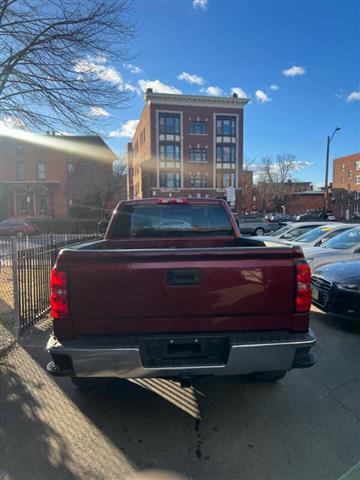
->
[336,284,360,293]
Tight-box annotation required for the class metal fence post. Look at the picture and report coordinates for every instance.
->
[11,238,21,340]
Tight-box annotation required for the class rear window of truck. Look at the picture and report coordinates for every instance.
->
[111,204,234,238]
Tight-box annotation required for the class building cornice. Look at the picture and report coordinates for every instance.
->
[145,92,249,109]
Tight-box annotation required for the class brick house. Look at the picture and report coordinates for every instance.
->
[0,133,116,218]
[127,89,250,212]
[286,191,324,215]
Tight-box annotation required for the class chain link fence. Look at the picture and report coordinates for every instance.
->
[0,233,98,359]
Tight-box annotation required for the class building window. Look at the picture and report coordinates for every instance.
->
[348,169,353,179]
[216,116,236,136]
[159,172,181,188]
[16,144,24,155]
[355,204,359,213]
[356,160,360,171]
[17,162,25,180]
[356,176,360,185]
[37,162,46,180]
[159,113,180,135]
[190,148,207,162]
[354,191,360,200]
[67,162,75,174]
[189,173,207,188]
[216,145,236,169]
[189,121,207,135]
[216,172,235,188]
[159,143,181,168]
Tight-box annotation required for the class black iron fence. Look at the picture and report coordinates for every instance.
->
[0,234,98,356]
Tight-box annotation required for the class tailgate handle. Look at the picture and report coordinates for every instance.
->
[166,269,201,286]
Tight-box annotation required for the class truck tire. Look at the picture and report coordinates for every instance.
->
[71,377,95,388]
[250,370,287,382]
[254,227,265,236]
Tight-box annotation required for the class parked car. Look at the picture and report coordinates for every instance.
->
[255,222,329,244]
[46,197,315,387]
[237,215,271,236]
[267,213,293,223]
[303,226,360,271]
[292,224,357,248]
[295,212,335,222]
[0,219,37,238]
[311,260,360,320]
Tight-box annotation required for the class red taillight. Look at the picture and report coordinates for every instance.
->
[50,268,68,318]
[157,197,188,205]
[295,261,311,313]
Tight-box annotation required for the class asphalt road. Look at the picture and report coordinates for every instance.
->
[1,309,360,480]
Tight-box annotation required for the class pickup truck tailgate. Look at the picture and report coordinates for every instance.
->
[60,247,299,335]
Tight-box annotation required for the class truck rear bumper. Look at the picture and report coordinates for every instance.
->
[46,330,316,379]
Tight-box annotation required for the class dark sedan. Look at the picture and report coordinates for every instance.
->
[0,219,37,238]
[311,260,360,320]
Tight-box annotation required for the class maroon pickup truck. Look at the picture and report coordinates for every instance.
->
[47,198,316,386]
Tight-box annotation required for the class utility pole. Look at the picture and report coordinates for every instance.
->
[324,127,341,214]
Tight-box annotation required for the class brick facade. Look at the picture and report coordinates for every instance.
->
[254,181,313,213]
[0,134,116,218]
[128,91,249,212]
[333,152,360,192]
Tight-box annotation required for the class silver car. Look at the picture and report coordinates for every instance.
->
[292,224,357,247]
[255,222,329,244]
[303,227,360,271]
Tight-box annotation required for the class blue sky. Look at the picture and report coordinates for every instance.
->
[85,0,359,185]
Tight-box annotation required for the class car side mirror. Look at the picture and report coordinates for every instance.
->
[98,220,109,236]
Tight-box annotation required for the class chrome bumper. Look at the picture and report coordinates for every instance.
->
[47,330,316,379]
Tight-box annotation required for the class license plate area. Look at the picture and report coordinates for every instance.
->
[140,336,230,368]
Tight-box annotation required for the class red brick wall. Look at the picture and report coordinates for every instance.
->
[333,153,360,192]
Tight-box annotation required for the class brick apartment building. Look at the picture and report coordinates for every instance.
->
[332,153,360,219]
[254,180,314,213]
[0,133,116,218]
[126,90,250,212]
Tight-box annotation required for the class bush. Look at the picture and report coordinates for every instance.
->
[29,217,100,234]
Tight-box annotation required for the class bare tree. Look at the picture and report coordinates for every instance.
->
[67,160,127,218]
[258,153,297,212]
[0,0,135,131]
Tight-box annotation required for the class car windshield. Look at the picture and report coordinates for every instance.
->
[320,227,360,250]
[112,204,235,238]
[269,225,290,237]
[296,225,335,242]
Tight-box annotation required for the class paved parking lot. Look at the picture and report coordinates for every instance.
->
[1,309,359,480]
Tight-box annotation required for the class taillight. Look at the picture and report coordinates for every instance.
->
[295,261,311,313]
[157,197,188,204]
[50,268,68,318]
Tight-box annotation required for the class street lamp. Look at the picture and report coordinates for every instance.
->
[324,127,341,213]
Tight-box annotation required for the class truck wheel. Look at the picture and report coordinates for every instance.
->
[254,227,265,236]
[250,370,287,382]
[71,377,95,388]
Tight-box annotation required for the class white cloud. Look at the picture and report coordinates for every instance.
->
[109,119,139,138]
[0,116,26,129]
[193,0,208,10]
[282,65,306,77]
[88,107,110,117]
[347,91,360,102]
[73,57,137,93]
[123,63,143,75]
[231,87,248,98]
[270,84,279,91]
[138,79,182,94]
[177,72,204,85]
[255,90,271,103]
[204,86,222,96]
